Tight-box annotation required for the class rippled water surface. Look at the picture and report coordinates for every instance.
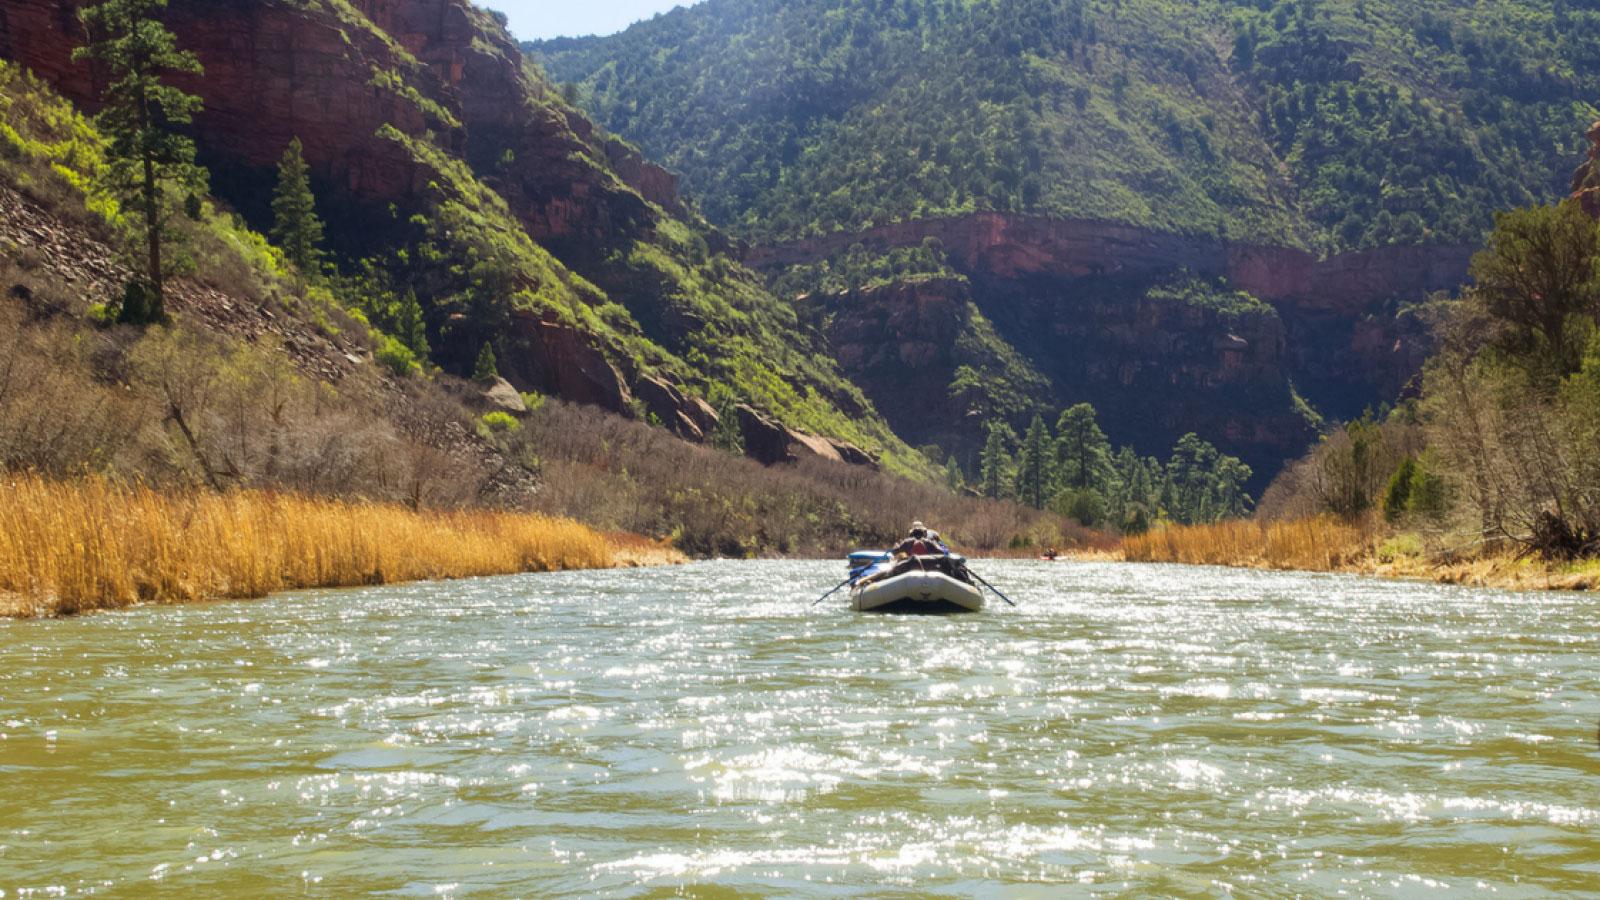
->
[3,561,1598,895]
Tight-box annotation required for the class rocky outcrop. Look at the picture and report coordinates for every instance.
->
[634,375,718,441]
[806,277,975,450]
[735,405,790,464]
[1022,281,1317,468]
[0,0,901,474]
[481,377,528,415]
[601,136,685,218]
[761,212,1475,474]
[0,0,450,200]
[0,2,666,333]
[817,269,1318,480]
[350,0,677,233]
[735,404,878,469]
[502,311,631,415]
[3,5,726,418]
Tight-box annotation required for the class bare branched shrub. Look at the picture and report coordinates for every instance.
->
[1420,346,1600,553]
[0,302,144,474]
[1257,416,1421,523]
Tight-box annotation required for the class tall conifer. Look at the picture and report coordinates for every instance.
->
[74,0,207,324]
[270,137,325,281]
[979,421,1014,500]
[1014,414,1054,510]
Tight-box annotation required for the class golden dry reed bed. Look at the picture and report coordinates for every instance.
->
[1121,516,1369,572]
[1120,516,1600,591]
[0,475,625,618]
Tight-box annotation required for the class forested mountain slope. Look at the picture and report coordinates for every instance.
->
[0,0,920,472]
[536,0,1597,253]
[534,0,1598,487]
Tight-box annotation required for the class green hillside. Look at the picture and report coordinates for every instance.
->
[533,0,1599,253]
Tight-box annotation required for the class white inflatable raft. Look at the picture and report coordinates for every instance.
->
[850,569,984,613]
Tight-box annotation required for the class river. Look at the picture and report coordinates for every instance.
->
[2,561,1596,895]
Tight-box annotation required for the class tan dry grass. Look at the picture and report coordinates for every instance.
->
[1121,516,1370,571]
[1120,516,1597,593]
[0,474,619,617]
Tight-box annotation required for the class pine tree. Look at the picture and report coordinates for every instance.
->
[473,342,499,382]
[944,456,965,492]
[270,137,325,281]
[1166,433,1218,524]
[1213,455,1254,520]
[1014,413,1054,509]
[394,290,430,361]
[1055,402,1113,492]
[74,0,207,324]
[979,420,1015,500]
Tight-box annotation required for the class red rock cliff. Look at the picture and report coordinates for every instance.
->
[0,0,734,447]
[747,212,1473,316]
[0,0,442,198]
[752,211,1471,435]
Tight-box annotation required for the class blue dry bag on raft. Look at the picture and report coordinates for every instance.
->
[847,550,891,579]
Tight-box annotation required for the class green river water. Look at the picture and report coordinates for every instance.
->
[1,560,1597,896]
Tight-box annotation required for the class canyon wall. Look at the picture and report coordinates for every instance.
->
[810,273,1318,484]
[0,0,894,469]
[0,0,784,458]
[748,213,1473,314]
[769,213,1473,483]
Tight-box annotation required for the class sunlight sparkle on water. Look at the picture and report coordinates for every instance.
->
[1,560,1597,894]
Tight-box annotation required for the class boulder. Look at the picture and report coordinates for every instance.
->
[686,397,721,435]
[786,430,844,463]
[733,404,877,469]
[828,439,879,469]
[734,404,793,465]
[634,375,706,441]
[481,377,527,415]
[503,310,631,415]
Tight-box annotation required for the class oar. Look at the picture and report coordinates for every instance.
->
[967,568,1018,607]
[812,576,855,606]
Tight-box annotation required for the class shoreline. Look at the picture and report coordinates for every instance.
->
[0,534,687,620]
[1096,551,1599,592]
[1118,517,1598,593]
[0,475,685,619]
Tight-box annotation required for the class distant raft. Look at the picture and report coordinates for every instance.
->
[845,552,984,614]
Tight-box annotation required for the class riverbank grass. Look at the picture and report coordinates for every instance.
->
[0,475,624,617]
[1121,517,1599,591]
[1121,516,1368,571]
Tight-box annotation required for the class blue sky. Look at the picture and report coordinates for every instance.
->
[490,1,708,42]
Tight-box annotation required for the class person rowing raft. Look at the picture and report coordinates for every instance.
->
[891,521,949,558]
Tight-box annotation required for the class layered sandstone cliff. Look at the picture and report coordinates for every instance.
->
[747,212,1472,314]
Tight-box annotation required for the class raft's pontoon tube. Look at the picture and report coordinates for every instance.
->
[850,568,984,613]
